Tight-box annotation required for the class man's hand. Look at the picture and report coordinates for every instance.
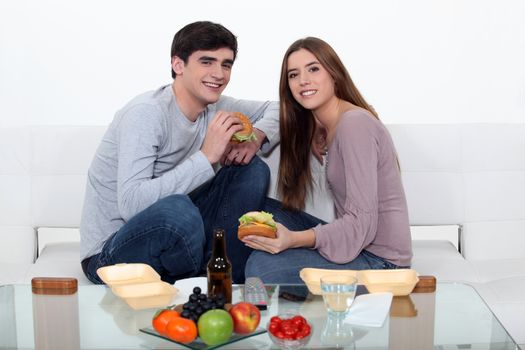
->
[221,128,266,166]
[201,111,243,165]
[311,122,327,165]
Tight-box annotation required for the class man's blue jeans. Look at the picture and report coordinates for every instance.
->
[82,156,270,284]
[245,198,404,283]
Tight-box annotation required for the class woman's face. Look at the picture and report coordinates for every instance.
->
[286,48,335,111]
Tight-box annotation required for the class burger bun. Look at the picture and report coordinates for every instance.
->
[238,224,277,239]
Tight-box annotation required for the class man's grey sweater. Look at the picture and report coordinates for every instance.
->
[80,84,279,260]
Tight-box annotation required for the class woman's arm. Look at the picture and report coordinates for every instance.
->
[243,112,381,259]
[313,113,380,263]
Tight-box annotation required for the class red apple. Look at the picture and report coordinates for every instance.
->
[229,302,261,334]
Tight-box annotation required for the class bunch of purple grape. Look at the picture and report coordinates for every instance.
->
[180,287,226,323]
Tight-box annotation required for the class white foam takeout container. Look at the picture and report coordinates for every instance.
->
[97,263,178,310]
[299,268,419,296]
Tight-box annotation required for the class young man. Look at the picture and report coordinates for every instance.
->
[80,21,279,284]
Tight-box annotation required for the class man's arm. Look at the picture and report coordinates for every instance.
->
[115,104,215,220]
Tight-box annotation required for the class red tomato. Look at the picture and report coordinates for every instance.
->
[152,309,180,335]
[291,315,306,327]
[297,323,311,339]
[283,326,298,339]
[280,320,294,331]
[165,317,198,344]
[268,314,311,342]
[270,316,282,324]
[269,322,279,334]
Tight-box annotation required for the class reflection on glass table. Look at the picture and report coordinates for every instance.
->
[0,282,519,349]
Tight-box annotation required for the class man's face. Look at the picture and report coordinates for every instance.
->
[172,48,234,108]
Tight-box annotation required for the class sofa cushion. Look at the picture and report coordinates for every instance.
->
[464,172,525,224]
[411,240,480,283]
[412,240,463,260]
[469,258,525,283]
[388,125,464,226]
[0,263,32,285]
[0,226,36,263]
[462,221,525,261]
[0,128,32,227]
[32,175,88,227]
[473,278,525,345]
[461,124,525,172]
[24,242,90,285]
[411,258,479,283]
[0,176,32,227]
[24,259,91,285]
[487,302,525,347]
[37,227,80,256]
[410,225,460,250]
[30,126,105,228]
[37,241,81,262]
[30,228,87,285]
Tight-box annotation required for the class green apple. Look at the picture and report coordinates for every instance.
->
[197,309,234,345]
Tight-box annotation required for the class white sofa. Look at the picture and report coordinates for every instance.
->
[1,124,525,347]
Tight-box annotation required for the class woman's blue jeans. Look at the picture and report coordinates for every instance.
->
[82,156,270,284]
[245,198,404,284]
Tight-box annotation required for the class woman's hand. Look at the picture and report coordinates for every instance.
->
[242,223,316,254]
[241,223,293,254]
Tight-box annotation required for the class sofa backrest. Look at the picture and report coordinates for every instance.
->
[390,124,525,260]
[0,126,105,230]
[1,124,524,261]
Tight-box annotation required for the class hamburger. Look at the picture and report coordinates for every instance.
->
[237,211,277,239]
[231,112,257,143]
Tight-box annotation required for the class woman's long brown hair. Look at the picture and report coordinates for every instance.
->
[278,37,378,211]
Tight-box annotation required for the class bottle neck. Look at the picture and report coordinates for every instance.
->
[212,229,227,258]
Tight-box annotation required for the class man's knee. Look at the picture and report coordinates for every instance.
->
[248,156,270,180]
[152,195,202,226]
[242,156,271,193]
[146,194,206,248]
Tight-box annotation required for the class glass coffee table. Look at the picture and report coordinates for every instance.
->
[0,281,519,349]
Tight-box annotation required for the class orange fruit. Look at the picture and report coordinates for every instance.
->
[166,317,198,344]
[152,309,180,335]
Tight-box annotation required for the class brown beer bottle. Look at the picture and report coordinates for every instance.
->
[207,228,233,303]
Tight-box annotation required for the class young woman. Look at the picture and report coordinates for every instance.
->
[243,37,412,283]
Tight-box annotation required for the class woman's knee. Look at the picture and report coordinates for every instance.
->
[245,251,265,278]
[245,250,279,280]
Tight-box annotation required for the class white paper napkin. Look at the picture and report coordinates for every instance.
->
[172,277,207,305]
[345,292,393,327]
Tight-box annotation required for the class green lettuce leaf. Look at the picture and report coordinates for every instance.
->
[232,132,257,142]
[239,211,276,229]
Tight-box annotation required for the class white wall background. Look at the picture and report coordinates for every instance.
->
[1,0,524,127]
